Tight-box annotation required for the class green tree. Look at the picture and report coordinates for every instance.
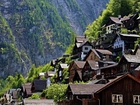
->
[46,84,68,102]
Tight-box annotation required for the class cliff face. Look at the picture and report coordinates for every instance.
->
[50,0,109,35]
[0,0,109,78]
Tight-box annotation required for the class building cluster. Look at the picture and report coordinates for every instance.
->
[0,14,140,105]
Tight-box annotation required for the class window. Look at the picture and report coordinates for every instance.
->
[112,94,123,103]
[85,47,88,50]
[133,95,140,104]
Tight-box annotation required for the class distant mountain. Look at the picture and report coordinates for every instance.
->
[0,0,109,78]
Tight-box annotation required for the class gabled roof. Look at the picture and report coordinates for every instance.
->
[69,84,105,95]
[12,90,18,99]
[96,49,112,55]
[86,60,99,70]
[84,49,113,61]
[33,79,47,91]
[112,33,140,44]
[22,83,32,92]
[75,61,86,69]
[76,40,92,48]
[68,61,85,72]
[95,74,140,93]
[121,16,130,21]
[110,17,123,24]
[76,36,88,43]
[122,54,140,63]
[22,83,32,96]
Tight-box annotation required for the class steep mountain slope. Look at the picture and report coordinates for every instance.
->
[0,0,109,78]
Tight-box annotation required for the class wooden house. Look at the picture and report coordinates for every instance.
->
[67,84,104,105]
[57,64,68,81]
[100,53,140,79]
[22,83,32,98]
[84,49,113,61]
[31,79,47,92]
[104,16,122,34]
[72,36,93,60]
[82,60,99,82]
[94,33,115,50]
[67,74,140,105]
[94,74,140,105]
[121,14,139,31]
[112,33,140,56]
[69,61,85,83]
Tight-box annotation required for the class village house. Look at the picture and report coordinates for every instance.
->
[104,16,123,34]
[72,36,93,60]
[69,61,86,83]
[82,60,99,82]
[66,73,140,105]
[93,33,115,50]
[84,49,113,61]
[121,13,139,31]
[57,63,68,82]
[31,79,47,92]
[22,83,32,98]
[112,33,140,56]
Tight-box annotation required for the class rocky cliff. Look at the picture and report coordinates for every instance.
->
[0,0,109,78]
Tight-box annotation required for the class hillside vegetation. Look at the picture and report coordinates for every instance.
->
[85,0,140,40]
[0,0,108,78]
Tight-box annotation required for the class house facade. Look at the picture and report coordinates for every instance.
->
[112,33,140,56]
[69,61,85,82]
[66,74,140,105]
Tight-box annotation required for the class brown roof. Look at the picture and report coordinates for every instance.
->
[76,36,88,43]
[22,83,32,95]
[95,74,140,93]
[121,16,130,21]
[22,83,32,92]
[91,49,101,58]
[110,17,123,24]
[69,84,105,95]
[96,49,112,55]
[77,70,82,80]
[123,54,140,63]
[87,60,99,70]
[75,61,86,69]
[12,90,18,99]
